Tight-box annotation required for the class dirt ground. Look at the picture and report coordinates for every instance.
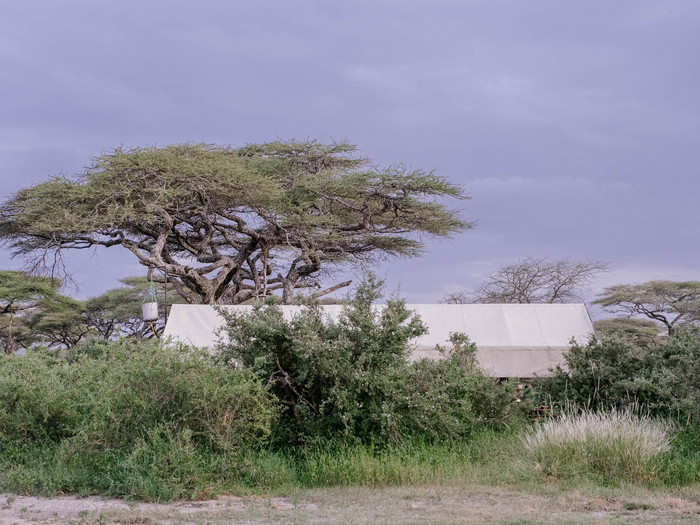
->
[0,485,698,525]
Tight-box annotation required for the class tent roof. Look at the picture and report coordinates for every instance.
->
[163,303,594,377]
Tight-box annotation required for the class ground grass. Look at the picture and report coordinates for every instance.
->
[1,425,697,503]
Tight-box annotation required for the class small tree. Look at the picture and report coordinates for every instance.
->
[84,277,183,339]
[0,141,469,305]
[25,297,91,349]
[442,291,470,304]
[445,258,607,304]
[0,271,67,352]
[0,314,33,352]
[594,281,700,336]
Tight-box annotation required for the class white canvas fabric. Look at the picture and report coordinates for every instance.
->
[163,303,595,377]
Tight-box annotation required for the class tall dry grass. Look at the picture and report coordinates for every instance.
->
[523,408,672,482]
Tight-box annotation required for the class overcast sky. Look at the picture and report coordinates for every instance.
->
[1,1,698,311]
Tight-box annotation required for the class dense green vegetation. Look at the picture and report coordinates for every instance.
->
[0,341,277,500]
[217,276,521,447]
[0,279,697,502]
[0,417,696,502]
[536,327,700,425]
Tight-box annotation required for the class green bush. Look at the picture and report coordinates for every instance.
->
[68,340,275,453]
[399,334,523,441]
[217,276,520,447]
[0,350,81,442]
[536,327,700,425]
[0,341,276,453]
[659,425,700,485]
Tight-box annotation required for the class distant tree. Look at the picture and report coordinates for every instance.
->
[0,271,67,352]
[26,297,91,348]
[594,281,700,336]
[1,271,190,351]
[442,291,470,304]
[84,276,183,339]
[0,315,32,352]
[594,317,661,346]
[444,258,607,304]
[24,276,186,348]
[0,142,469,305]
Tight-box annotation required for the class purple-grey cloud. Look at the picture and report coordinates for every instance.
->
[0,0,698,308]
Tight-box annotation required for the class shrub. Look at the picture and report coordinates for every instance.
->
[536,327,700,425]
[659,425,700,485]
[0,341,276,453]
[217,275,520,447]
[398,334,523,441]
[117,425,211,501]
[217,276,426,446]
[0,350,81,442]
[523,408,671,482]
[66,340,276,453]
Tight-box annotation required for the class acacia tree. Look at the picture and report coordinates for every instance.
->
[25,298,92,349]
[444,258,607,304]
[0,142,469,305]
[594,281,700,336]
[84,276,183,339]
[0,271,94,350]
[0,270,69,352]
[19,277,183,348]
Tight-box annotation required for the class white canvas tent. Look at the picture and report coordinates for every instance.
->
[163,303,595,377]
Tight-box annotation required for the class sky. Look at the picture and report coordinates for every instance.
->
[1,1,698,313]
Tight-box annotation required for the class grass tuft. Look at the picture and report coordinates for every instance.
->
[523,408,672,482]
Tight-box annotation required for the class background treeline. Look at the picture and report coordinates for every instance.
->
[0,271,183,353]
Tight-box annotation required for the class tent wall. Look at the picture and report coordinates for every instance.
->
[163,303,595,378]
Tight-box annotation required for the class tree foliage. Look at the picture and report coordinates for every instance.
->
[0,273,185,351]
[25,297,90,349]
[594,281,700,336]
[444,258,607,304]
[0,142,469,305]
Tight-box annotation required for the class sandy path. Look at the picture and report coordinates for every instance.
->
[0,485,698,524]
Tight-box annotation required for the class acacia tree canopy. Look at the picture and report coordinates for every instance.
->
[25,297,90,349]
[0,141,469,304]
[594,281,700,336]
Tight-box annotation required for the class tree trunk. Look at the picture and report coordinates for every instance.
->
[282,279,295,304]
[6,311,15,354]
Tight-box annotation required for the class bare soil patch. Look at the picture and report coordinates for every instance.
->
[1,485,698,524]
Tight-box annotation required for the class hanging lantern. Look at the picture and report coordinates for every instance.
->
[142,281,159,322]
